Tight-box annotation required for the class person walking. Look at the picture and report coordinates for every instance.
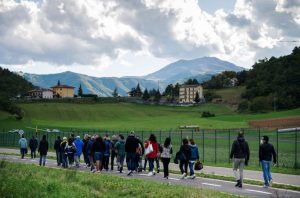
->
[259,136,277,188]
[65,137,77,167]
[155,142,162,173]
[110,135,118,171]
[145,134,159,176]
[38,135,49,166]
[179,138,191,179]
[29,135,38,159]
[189,139,199,179]
[60,137,68,168]
[54,136,62,166]
[103,135,111,171]
[115,134,126,173]
[74,136,84,168]
[91,136,105,173]
[19,135,27,159]
[160,137,172,179]
[125,131,139,176]
[230,131,250,188]
[87,135,96,172]
[136,136,144,172]
[82,134,90,167]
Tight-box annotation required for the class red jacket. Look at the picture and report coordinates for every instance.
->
[145,141,158,159]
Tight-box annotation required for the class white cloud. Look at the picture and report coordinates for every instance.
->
[0,0,299,76]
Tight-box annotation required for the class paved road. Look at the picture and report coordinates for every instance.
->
[1,148,299,187]
[1,154,300,198]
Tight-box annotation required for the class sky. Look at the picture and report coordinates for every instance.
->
[0,0,299,77]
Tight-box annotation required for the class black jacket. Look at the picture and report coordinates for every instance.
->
[259,143,277,163]
[29,138,38,149]
[54,139,62,151]
[38,140,49,155]
[125,135,138,153]
[180,144,191,161]
[91,140,105,153]
[230,137,250,162]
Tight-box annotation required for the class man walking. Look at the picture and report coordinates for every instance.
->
[259,136,277,188]
[29,135,38,159]
[54,136,62,166]
[125,131,138,176]
[19,135,27,159]
[230,131,250,188]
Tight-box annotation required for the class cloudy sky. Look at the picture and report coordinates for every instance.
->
[0,0,299,77]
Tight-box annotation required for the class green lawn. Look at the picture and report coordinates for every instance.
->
[0,102,299,131]
[0,161,236,198]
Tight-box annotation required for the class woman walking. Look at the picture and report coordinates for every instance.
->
[145,134,159,176]
[160,137,172,179]
[179,138,191,179]
[91,136,105,173]
[188,139,199,179]
[115,134,126,173]
[38,135,49,166]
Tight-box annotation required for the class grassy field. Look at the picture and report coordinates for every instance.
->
[0,161,236,198]
[0,102,299,131]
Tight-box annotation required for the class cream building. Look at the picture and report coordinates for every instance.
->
[179,84,203,103]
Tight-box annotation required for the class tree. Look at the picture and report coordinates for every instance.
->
[142,89,150,101]
[78,84,83,97]
[194,91,200,103]
[57,80,61,86]
[184,78,199,85]
[112,88,118,97]
[135,83,142,97]
[154,89,161,102]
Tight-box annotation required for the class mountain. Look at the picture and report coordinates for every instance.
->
[145,57,244,84]
[23,57,244,96]
[24,71,161,97]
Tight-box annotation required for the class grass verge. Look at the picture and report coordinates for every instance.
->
[0,160,237,198]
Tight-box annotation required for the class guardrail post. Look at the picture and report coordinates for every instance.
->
[228,129,231,164]
[295,128,298,169]
[215,129,217,164]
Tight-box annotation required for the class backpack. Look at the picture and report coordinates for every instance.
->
[176,151,186,161]
[65,144,75,155]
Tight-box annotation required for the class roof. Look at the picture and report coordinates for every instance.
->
[28,88,54,93]
[51,85,75,89]
[179,84,202,88]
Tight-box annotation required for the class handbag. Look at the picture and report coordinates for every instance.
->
[145,142,153,155]
[194,160,203,170]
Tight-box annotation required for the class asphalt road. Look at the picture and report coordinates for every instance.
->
[1,154,300,198]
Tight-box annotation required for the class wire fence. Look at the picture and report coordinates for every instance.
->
[0,128,299,168]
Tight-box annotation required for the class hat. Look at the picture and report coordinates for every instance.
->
[63,137,67,141]
[76,136,80,139]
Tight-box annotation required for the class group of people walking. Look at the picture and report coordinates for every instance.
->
[19,131,277,188]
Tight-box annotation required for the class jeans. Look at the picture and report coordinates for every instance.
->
[62,154,68,168]
[117,154,125,172]
[20,148,26,159]
[233,158,245,183]
[155,157,160,170]
[111,151,116,170]
[179,160,188,174]
[189,161,195,176]
[143,157,148,170]
[103,155,109,170]
[74,154,81,167]
[56,150,62,165]
[161,158,170,177]
[148,158,155,172]
[126,152,136,171]
[39,155,46,166]
[31,148,36,159]
[261,160,272,186]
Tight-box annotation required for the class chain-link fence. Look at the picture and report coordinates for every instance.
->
[0,128,298,168]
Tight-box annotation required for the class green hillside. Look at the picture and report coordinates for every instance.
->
[0,102,299,131]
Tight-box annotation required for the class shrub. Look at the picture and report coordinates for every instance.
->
[238,99,249,112]
[201,111,215,117]
[249,96,272,112]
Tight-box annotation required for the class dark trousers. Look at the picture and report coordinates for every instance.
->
[103,155,109,170]
[161,158,170,177]
[148,158,155,172]
[83,153,90,166]
[126,152,136,171]
[30,148,36,159]
[155,157,160,169]
[143,157,148,170]
[179,160,189,174]
[20,148,26,159]
[62,154,68,168]
[111,151,116,170]
[56,150,62,165]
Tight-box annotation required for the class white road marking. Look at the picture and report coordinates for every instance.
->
[168,177,180,181]
[202,183,221,187]
[245,189,272,195]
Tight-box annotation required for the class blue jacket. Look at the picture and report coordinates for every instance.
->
[87,139,95,156]
[189,144,199,161]
[104,139,111,156]
[74,137,84,156]
[19,138,27,149]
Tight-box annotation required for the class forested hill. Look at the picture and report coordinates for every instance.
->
[0,67,34,98]
[243,47,300,110]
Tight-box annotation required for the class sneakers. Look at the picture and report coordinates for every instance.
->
[157,168,160,173]
[190,174,196,179]
[127,171,133,176]
[147,171,154,176]
[163,176,169,179]
[269,179,273,187]
[263,184,269,188]
[235,180,242,188]
[181,173,187,179]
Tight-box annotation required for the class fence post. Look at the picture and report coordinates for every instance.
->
[159,130,162,143]
[202,129,205,163]
[192,129,194,139]
[228,129,231,164]
[276,128,279,167]
[215,129,217,164]
[180,130,183,143]
[295,128,298,169]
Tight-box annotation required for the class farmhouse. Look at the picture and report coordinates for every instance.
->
[27,88,53,99]
[179,84,203,103]
[51,84,75,98]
